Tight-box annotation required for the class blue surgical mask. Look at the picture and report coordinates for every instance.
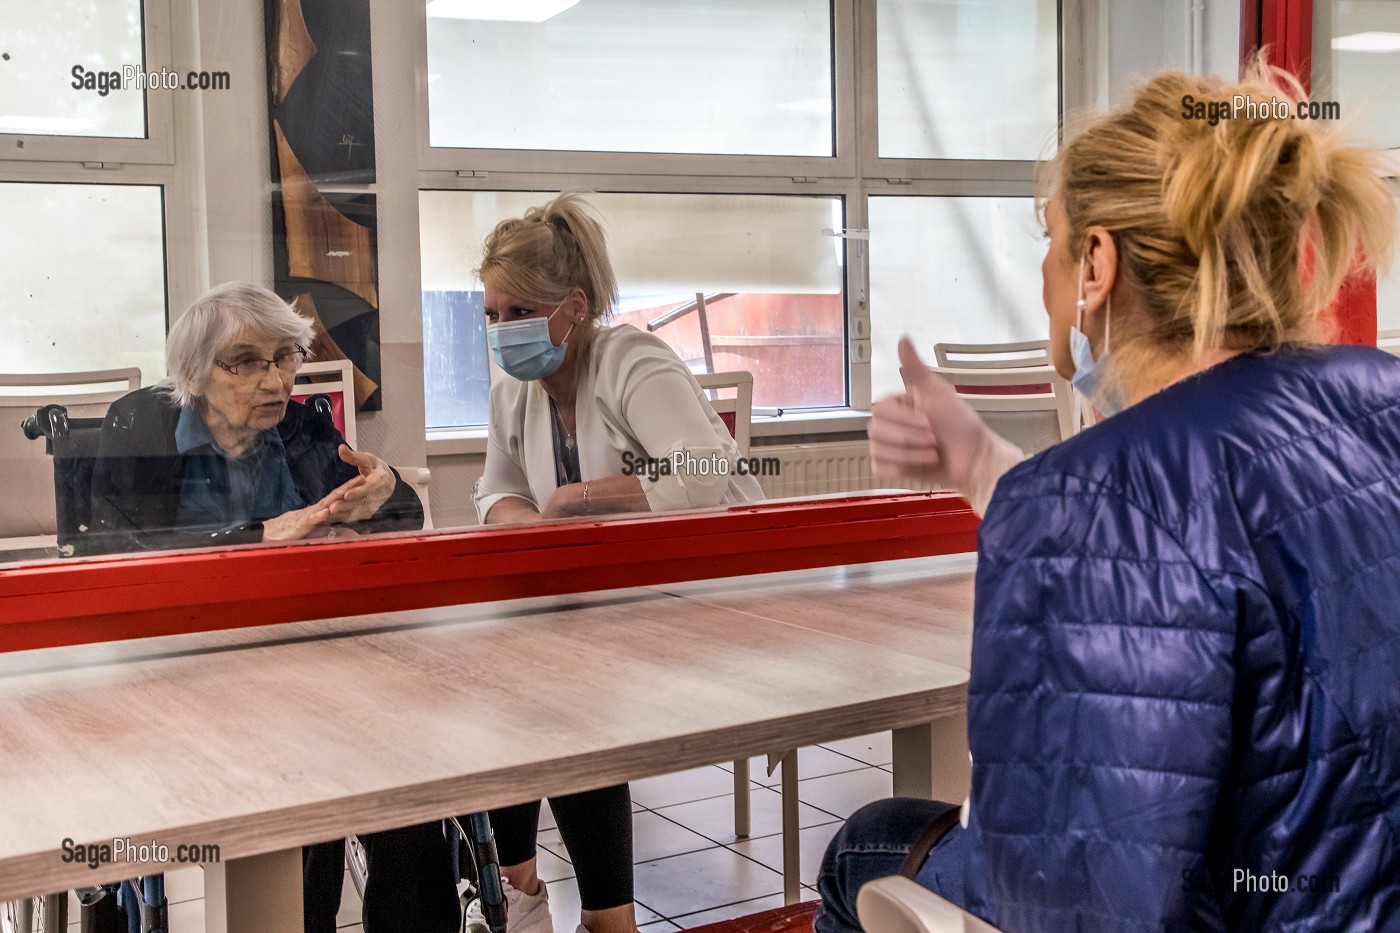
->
[488,301,575,381]
[1070,256,1125,418]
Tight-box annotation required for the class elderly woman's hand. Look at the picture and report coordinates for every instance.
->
[262,500,334,541]
[324,444,397,524]
[870,338,1025,515]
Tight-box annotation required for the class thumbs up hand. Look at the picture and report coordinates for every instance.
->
[869,338,1025,515]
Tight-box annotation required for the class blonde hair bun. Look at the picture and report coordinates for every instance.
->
[1053,60,1395,361]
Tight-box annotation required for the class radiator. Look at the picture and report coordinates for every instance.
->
[752,442,876,499]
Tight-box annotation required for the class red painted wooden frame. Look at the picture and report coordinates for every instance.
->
[0,494,979,654]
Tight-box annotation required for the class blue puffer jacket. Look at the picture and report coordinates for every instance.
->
[964,345,1400,932]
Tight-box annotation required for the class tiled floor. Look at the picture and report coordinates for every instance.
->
[56,734,896,932]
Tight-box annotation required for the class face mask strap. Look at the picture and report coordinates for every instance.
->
[1075,253,1112,359]
[547,296,582,348]
[1076,255,1088,331]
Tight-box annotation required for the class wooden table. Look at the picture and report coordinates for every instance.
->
[0,568,972,931]
[652,553,979,894]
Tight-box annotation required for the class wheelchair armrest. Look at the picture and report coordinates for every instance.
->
[856,876,1002,933]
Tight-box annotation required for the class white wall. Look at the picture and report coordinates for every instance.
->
[181,0,428,475]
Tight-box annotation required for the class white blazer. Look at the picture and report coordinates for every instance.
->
[475,324,765,522]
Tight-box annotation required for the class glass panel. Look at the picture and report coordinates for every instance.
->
[0,183,166,381]
[868,196,1046,400]
[426,0,833,156]
[423,290,491,429]
[876,0,1058,160]
[0,0,147,138]
[1379,195,1400,334]
[1313,0,1400,150]
[420,191,846,427]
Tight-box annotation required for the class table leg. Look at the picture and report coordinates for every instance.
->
[778,750,800,904]
[892,712,970,802]
[204,848,302,933]
[733,757,751,839]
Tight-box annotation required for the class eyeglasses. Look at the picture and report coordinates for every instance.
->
[214,346,309,378]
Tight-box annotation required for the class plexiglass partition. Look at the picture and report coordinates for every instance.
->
[0,0,1069,608]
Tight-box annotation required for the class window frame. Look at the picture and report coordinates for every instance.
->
[0,0,177,167]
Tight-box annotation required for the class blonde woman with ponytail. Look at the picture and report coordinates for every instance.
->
[463,193,762,933]
[821,65,1400,932]
[473,192,762,525]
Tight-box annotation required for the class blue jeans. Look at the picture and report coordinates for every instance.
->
[815,798,972,933]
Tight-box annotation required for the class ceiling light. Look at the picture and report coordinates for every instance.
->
[1331,31,1400,53]
[427,0,579,23]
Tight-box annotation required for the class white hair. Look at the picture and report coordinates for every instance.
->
[164,283,316,407]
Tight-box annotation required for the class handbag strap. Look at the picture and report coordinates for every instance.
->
[899,805,962,879]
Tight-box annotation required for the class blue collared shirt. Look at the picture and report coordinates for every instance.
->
[174,406,305,534]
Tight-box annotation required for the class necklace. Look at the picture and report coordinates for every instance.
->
[551,398,577,453]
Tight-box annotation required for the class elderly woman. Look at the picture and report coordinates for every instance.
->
[89,282,457,933]
[818,66,1400,931]
[463,193,762,933]
[89,282,421,552]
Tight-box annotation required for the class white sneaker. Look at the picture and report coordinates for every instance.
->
[464,877,553,933]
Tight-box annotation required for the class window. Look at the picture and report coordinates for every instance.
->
[1380,195,1400,333]
[0,0,148,139]
[1311,2,1400,335]
[425,0,834,156]
[0,0,174,399]
[420,191,846,424]
[875,0,1059,160]
[1312,0,1400,151]
[868,196,1046,399]
[0,183,167,382]
[420,0,1062,428]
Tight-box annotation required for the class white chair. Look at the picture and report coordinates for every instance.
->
[934,339,1051,369]
[902,365,1076,453]
[1,369,141,555]
[693,371,803,902]
[1379,328,1400,358]
[694,371,754,456]
[397,466,433,530]
[292,358,357,448]
[858,876,1002,933]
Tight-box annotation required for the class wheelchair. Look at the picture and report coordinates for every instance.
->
[13,402,507,933]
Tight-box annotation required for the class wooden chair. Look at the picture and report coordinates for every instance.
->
[901,365,1076,454]
[858,876,1002,933]
[293,358,357,448]
[1378,328,1400,359]
[1,368,141,555]
[933,339,1051,369]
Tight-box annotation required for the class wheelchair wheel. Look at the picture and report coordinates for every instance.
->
[2,893,64,933]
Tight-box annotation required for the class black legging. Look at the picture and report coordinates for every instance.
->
[485,783,634,910]
[303,823,459,933]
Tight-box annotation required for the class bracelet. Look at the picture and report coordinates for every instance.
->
[582,481,590,512]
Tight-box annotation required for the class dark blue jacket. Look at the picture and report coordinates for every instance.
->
[965,345,1400,931]
[86,386,422,555]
